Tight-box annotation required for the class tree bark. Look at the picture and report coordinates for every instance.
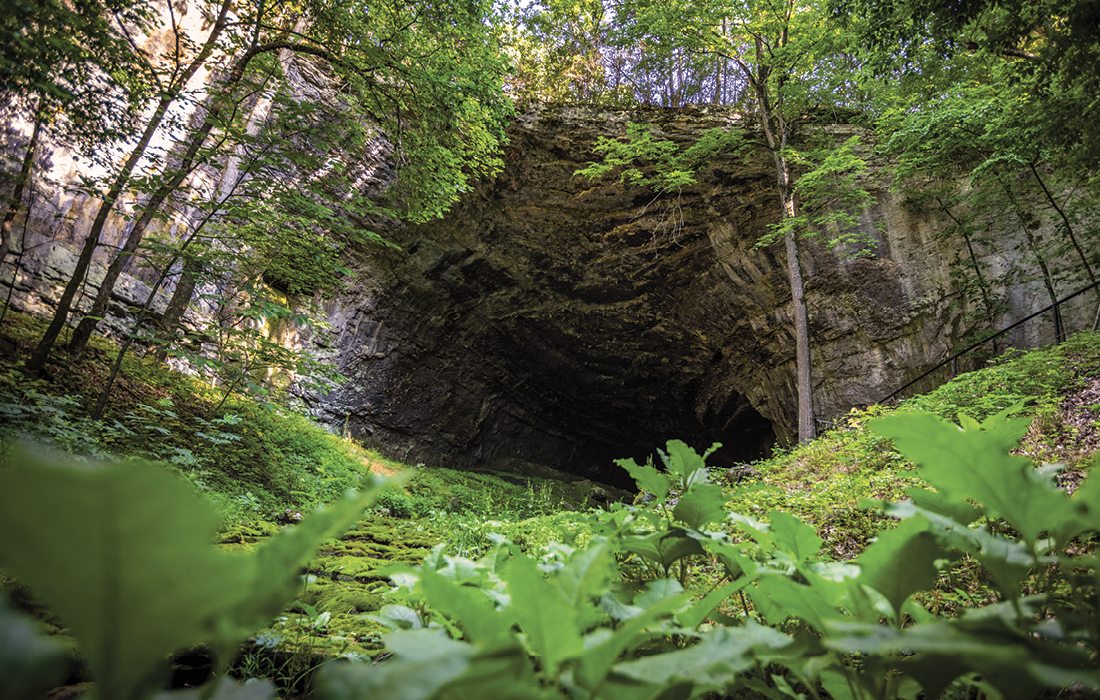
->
[68,33,296,355]
[999,176,1063,342]
[24,0,232,375]
[153,253,200,362]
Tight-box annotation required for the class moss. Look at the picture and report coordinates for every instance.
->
[726,332,1100,557]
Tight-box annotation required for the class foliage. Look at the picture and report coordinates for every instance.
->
[844,0,1100,174]
[0,313,369,523]
[576,122,747,192]
[0,446,386,699]
[315,406,1100,699]
[759,135,876,252]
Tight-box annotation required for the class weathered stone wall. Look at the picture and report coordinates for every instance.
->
[313,105,1096,480]
[3,103,1096,482]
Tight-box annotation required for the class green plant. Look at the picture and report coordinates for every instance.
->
[0,445,385,699]
[317,410,1100,699]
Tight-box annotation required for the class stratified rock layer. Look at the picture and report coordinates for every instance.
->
[316,105,1093,481]
[4,103,1094,483]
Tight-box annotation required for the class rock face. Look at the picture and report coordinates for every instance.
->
[4,103,1095,483]
[315,105,1095,482]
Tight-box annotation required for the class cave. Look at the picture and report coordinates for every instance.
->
[318,107,789,485]
[316,105,1088,485]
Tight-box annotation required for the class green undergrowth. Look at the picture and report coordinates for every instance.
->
[0,312,372,524]
[725,331,1100,560]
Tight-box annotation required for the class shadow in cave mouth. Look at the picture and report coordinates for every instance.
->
[551,395,777,489]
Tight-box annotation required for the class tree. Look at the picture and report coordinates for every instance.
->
[0,0,152,274]
[25,0,513,373]
[600,0,869,442]
[864,31,1100,334]
[24,0,236,375]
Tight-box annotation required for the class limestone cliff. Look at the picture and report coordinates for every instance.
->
[313,104,1095,480]
[3,103,1095,483]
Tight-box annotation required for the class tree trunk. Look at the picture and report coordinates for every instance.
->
[154,254,200,362]
[749,46,816,443]
[68,105,215,354]
[775,157,816,443]
[24,0,232,375]
[25,99,170,375]
[999,176,1063,342]
[1027,162,1099,298]
[1,110,42,266]
[937,198,998,330]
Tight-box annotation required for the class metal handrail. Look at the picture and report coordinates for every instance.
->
[879,279,1100,405]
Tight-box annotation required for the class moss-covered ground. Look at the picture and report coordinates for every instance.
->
[2,310,1098,681]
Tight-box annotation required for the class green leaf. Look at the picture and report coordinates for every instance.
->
[0,595,67,700]
[885,501,1034,594]
[154,677,277,700]
[615,458,670,501]
[635,578,684,608]
[614,623,791,690]
[0,450,246,699]
[870,411,1071,544]
[748,573,842,632]
[418,569,513,647]
[0,448,383,699]
[373,604,423,631]
[316,630,474,700]
[673,483,727,530]
[501,554,584,675]
[828,610,1099,699]
[621,529,705,570]
[768,511,822,562]
[559,539,615,610]
[577,591,694,690]
[675,579,752,629]
[660,440,710,489]
[856,517,949,616]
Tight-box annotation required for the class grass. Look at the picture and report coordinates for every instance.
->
[723,331,1100,559]
[3,307,1097,679]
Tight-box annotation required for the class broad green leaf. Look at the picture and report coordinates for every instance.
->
[871,412,1070,544]
[0,450,248,699]
[0,595,67,700]
[856,517,949,615]
[614,623,791,690]
[885,501,1034,594]
[577,591,695,690]
[675,579,751,629]
[660,440,710,489]
[635,578,684,608]
[700,538,757,579]
[748,573,841,632]
[621,529,705,570]
[828,610,1099,699]
[673,484,727,530]
[0,448,383,699]
[616,458,670,501]
[768,511,822,562]
[559,539,615,609]
[316,630,474,700]
[419,569,513,646]
[373,604,423,631]
[501,554,584,675]
[907,487,982,525]
[154,677,276,700]
[435,646,543,700]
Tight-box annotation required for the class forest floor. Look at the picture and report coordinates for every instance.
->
[1,311,1098,692]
